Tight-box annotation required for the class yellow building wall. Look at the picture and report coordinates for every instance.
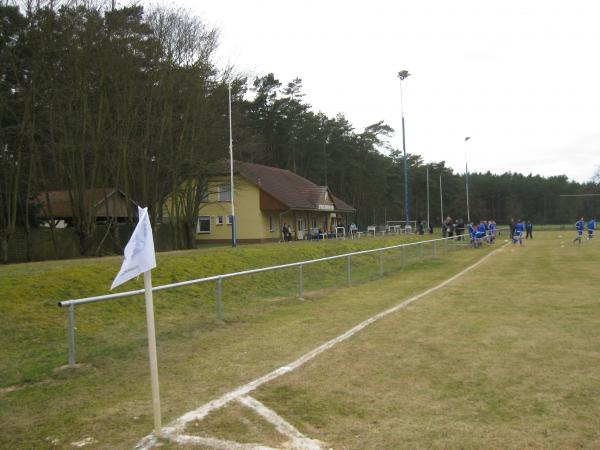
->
[196,176,281,242]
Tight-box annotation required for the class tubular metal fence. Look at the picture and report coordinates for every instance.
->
[57,235,477,366]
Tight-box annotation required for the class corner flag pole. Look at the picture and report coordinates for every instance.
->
[111,206,161,436]
[144,271,162,435]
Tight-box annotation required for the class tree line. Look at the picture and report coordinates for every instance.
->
[1,0,599,262]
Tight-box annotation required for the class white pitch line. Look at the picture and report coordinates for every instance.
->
[136,246,503,449]
[168,433,279,450]
[238,396,324,450]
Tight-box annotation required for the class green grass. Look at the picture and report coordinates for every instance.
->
[3,232,597,449]
[0,233,432,388]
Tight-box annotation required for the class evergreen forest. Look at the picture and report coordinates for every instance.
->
[1,1,599,261]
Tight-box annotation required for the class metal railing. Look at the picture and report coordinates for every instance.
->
[58,234,472,366]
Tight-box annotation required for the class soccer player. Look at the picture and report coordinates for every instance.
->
[488,220,496,244]
[513,219,524,246]
[587,217,596,240]
[475,221,486,248]
[574,217,584,244]
[468,222,476,247]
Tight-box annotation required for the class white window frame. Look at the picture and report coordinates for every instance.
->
[269,214,274,232]
[197,216,211,234]
[217,184,231,202]
[216,215,224,225]
[226,215,233,225]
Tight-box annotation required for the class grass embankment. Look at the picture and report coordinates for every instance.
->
[0,233,472,449]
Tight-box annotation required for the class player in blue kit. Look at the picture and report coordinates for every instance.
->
[574,217,584,244]
[513,219,524,246]
[488,220,496,244]
[587,218,596,240]
[475,221,486,247]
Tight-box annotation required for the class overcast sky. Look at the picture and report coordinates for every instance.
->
[155,0,600,182]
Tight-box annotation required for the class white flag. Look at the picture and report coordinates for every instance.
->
[111,206,156,290]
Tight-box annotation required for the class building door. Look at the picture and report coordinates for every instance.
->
[297,217,305,240]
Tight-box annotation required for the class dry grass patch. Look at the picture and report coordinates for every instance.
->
[250,234,600,449]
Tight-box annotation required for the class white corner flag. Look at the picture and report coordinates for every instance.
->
[111,206,156,290]
[111,206,162,436]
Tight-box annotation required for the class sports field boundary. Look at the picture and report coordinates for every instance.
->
[135,244,505,449]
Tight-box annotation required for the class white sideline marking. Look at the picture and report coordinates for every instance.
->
[169,433,278,450]
[238,396,324,450]
[136,247,503,449]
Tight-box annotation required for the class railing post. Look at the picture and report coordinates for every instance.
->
[68,304,76,366]
[379,250,384,276]
[297,265,304,300]
[347,255,352,285]
[217,277,223,321]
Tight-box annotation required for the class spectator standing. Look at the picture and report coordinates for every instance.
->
[456,218,465,241]
[445,216,454,238]
[525,221,533,239]
[282,224,288,242]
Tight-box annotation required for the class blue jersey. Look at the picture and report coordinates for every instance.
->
[475,223,486,238]
[468,224,475,238]
[515,222,524,234]
[576,220,584,231]
[588,220,596,230]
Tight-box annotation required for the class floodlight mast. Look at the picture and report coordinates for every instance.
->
[398,70,411,225]
[228,82,237,247]
[464,136,471,224]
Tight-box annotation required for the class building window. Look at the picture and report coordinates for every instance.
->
[197,216,210,233]
[217,184,231,202]
[226,215,233,225]
[216,215,224,225]
[199,189,209,203]
[269,214,274,232]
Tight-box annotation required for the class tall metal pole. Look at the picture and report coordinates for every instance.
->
[398,71,411,225]
[439,174,444,227]
[464,137,471,224]
[229,83,237,247]
[426,166,430,230]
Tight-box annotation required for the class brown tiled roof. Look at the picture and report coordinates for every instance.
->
[209,161,355,213]
[32,188,134,218]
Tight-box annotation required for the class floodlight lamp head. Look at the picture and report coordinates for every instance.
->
[398,70,411,80]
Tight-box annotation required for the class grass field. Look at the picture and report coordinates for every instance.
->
[1,231,599,449]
